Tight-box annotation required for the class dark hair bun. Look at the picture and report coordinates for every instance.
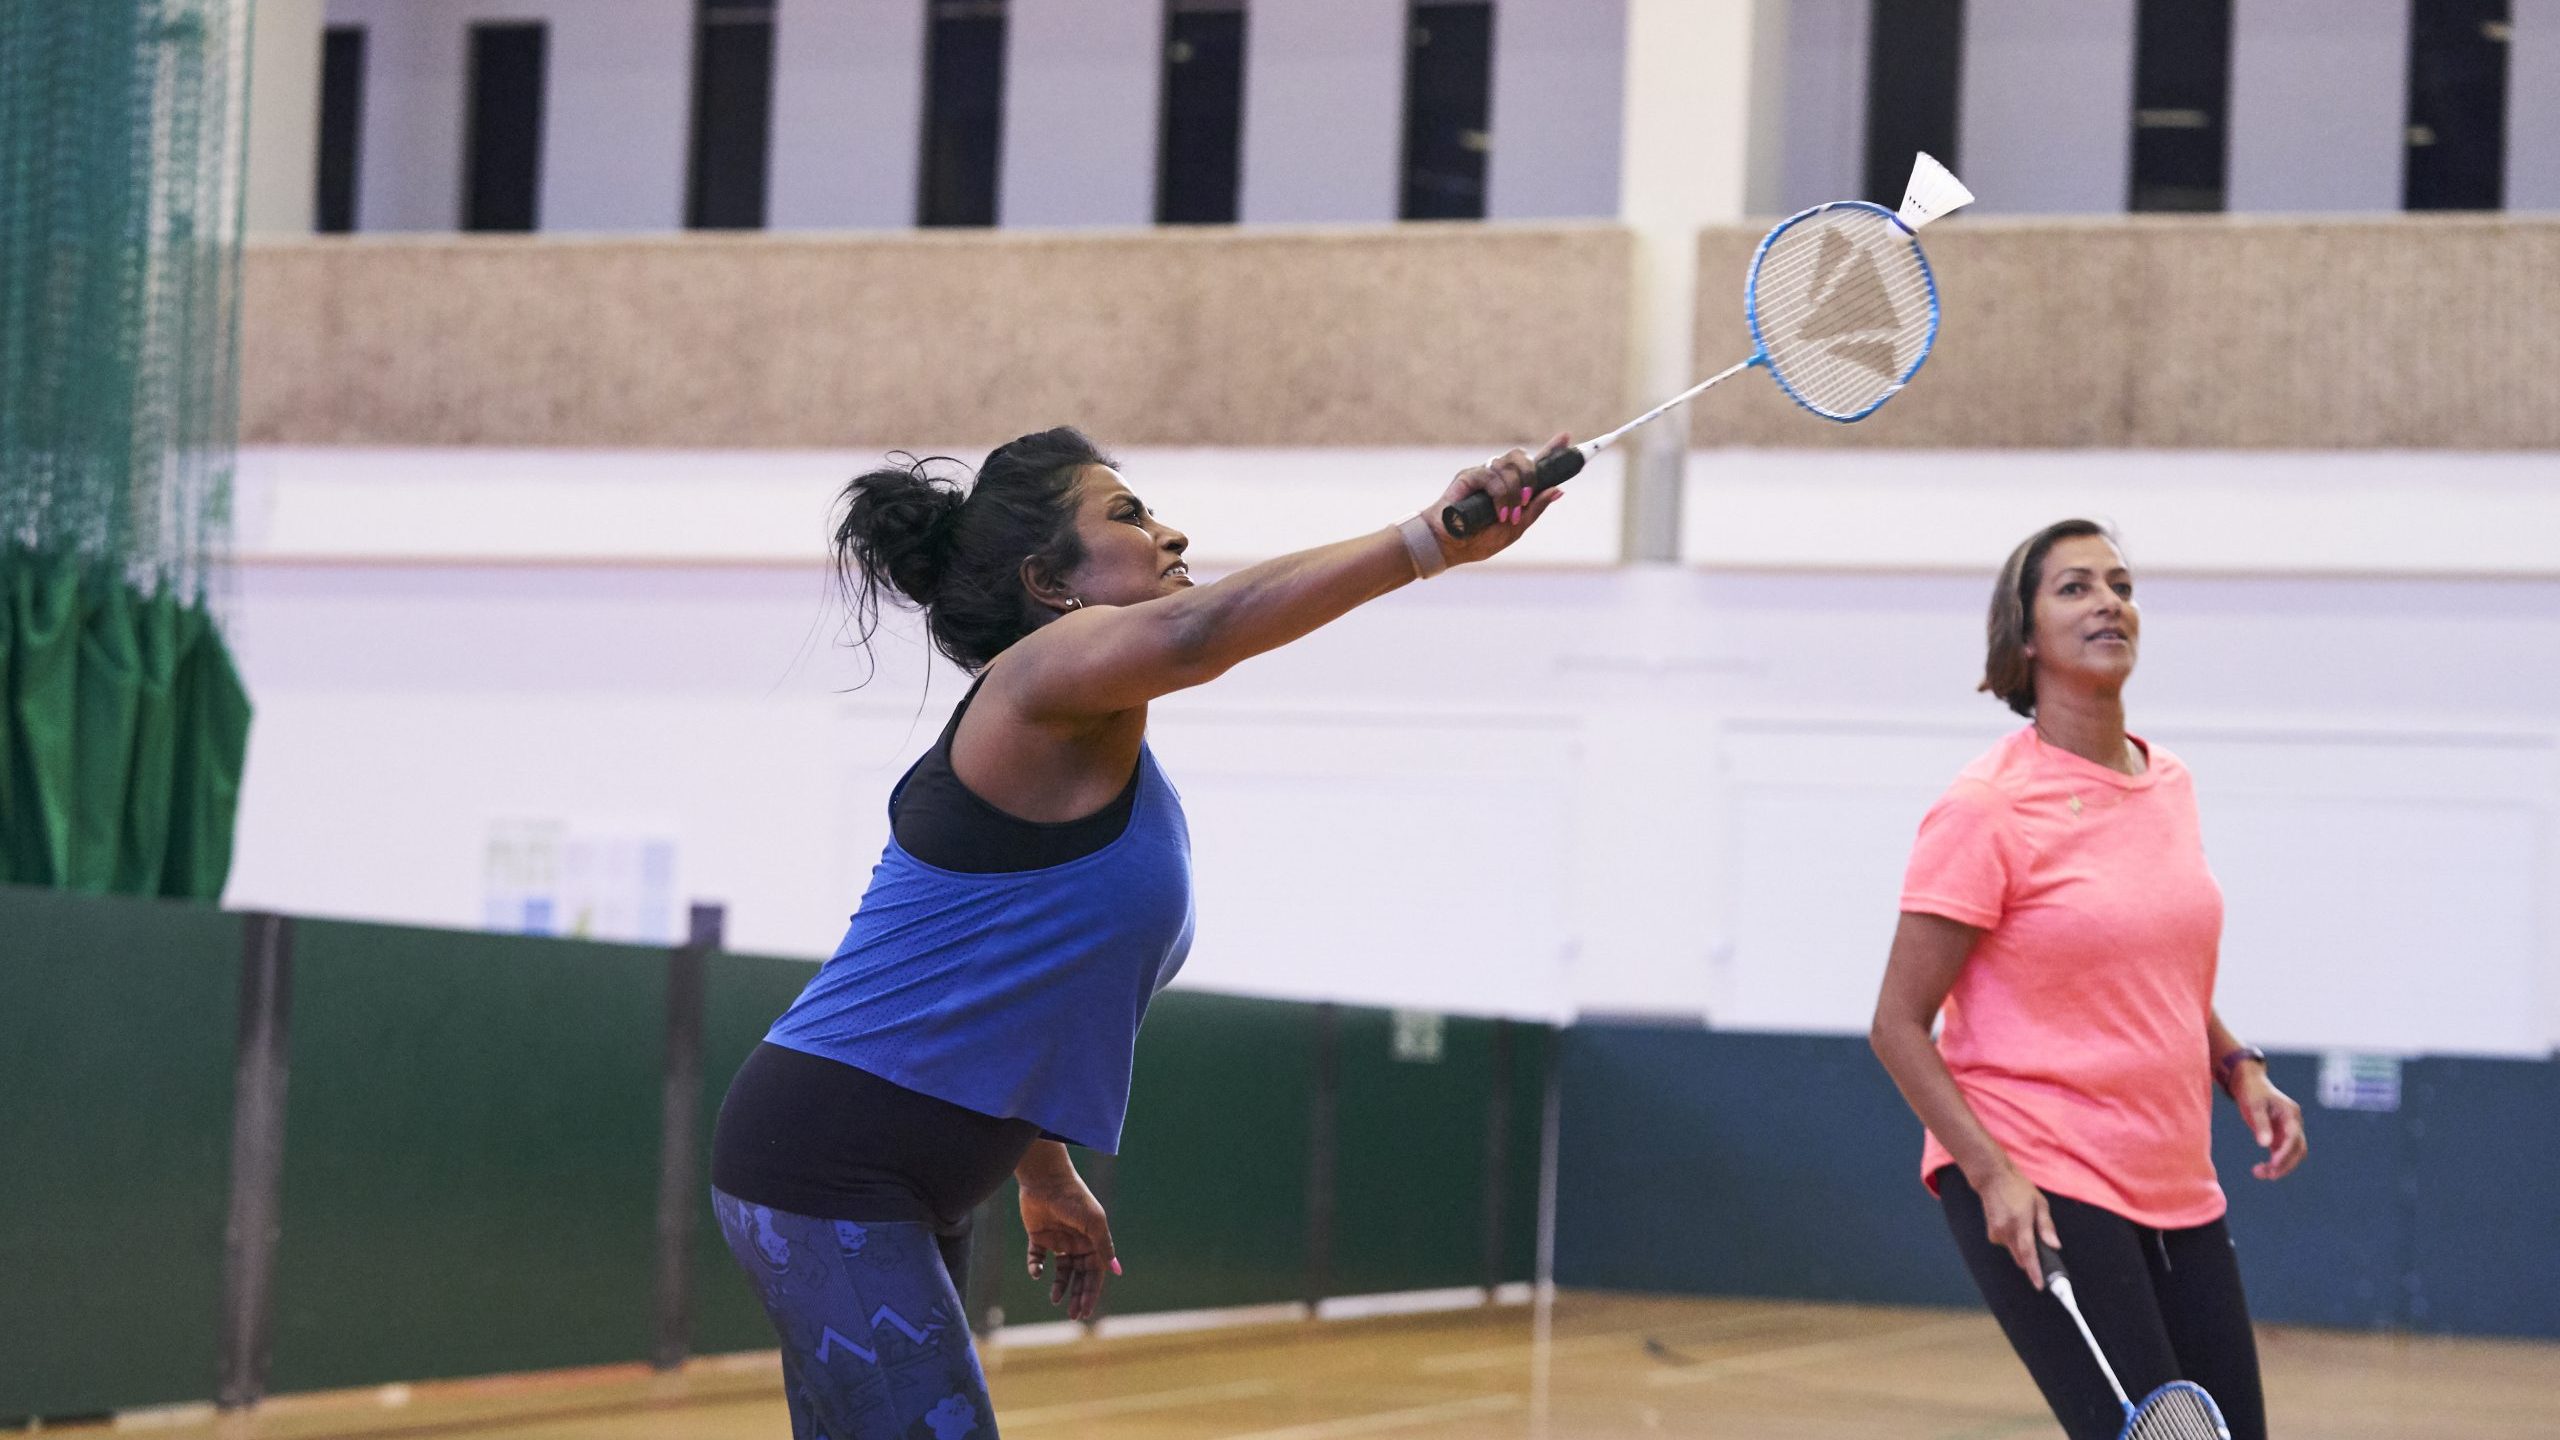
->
[835,455,966,607]
[831,429,1113,678]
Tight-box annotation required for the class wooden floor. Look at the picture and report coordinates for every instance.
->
[84,1293,2560,1440]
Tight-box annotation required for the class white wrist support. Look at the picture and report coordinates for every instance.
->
[1397,514,1449,579]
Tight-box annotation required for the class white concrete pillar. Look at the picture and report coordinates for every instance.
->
[2228,0,2409,212]
[2510,0,2560,211]
[1237,0,1407,224]
[769,0,927,230]
[1001,0,1163,227]
[247,0,327,235]
[1615,0,1789,562]
[1957,0,2136,214]
[1484,0,1629,220]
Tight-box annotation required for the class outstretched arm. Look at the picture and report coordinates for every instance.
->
[1002,442,1567,723]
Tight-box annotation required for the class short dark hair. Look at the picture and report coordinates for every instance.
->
[1979,519,2119,717]
[832,427,1115,673]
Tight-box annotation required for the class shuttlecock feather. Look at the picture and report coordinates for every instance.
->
[1898,152,1974,229]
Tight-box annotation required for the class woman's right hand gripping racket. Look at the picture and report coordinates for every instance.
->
[1443,153,1972,540]
[2037,1241,2234,1440]
[1424,437,1575,565]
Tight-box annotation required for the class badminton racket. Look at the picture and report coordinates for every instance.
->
[2037,1240,2233,1440]
[1444,153,1971,539]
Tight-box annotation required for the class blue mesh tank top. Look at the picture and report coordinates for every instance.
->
[763,739,1195,1153]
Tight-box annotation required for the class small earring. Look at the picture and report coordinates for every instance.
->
[1064,597,1084,611]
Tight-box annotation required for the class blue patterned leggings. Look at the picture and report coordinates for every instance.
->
[713,1188,996,1440]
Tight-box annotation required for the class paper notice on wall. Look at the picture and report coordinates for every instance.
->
[1391,1010,1447,1063]
[484,819,680,944]
[2317,1051,2403,1112]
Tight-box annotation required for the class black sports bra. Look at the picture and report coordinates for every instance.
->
[890,678,1139,873]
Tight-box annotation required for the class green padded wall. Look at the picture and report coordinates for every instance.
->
[0,885,239,1423]
[1330,1011,1499,1296]
[3,880,1547,1409]
[1071,990,1319,1316]
[690,949,822,1355]
[1501,1022,1550,1283]
[691,970,1541,1343]
[969,1001,1554,1327]
[265,921,668,1391]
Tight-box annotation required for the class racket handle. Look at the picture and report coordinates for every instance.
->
[1441,447,1588,539]
[2036,1239,2069,1290]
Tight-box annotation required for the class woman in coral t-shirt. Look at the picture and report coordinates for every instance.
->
[1869,520,2308,1440]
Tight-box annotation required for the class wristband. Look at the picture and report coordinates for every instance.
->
[1397,514,1449,579]
[2214,1044,2267,1095]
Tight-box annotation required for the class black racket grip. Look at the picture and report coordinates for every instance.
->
[2036,1238,2069,1290]
[1441,446,1587,539]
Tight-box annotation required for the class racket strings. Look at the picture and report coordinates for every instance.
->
[1748,209,1936,419]
[2125,1383,2230,1440]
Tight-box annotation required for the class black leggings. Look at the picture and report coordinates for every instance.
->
[1936,1168,2267,1440]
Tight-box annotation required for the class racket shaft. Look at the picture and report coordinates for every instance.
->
[1440,356,1758,539]
[2048,1275,2132,1409]
[1589,356,1759,451]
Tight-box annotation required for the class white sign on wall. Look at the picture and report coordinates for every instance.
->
[2317,1052,2404,1113]
[483,819,680,945]
[1392,1010,1447,1063]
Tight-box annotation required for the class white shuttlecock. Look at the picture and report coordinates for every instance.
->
[1897,152,1974,229]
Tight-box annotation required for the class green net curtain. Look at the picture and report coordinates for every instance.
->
[1,1,253,898]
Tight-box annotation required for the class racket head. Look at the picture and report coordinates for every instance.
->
[2120,1380,2231,1440]
[1744,200,1942,422]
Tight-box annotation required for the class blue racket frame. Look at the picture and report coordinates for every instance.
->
[1742,200,1942,424]
[2120,1378,2233,1440]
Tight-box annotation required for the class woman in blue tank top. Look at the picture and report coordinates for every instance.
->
[710,426,1566,1439]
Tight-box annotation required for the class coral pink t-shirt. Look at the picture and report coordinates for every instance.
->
[1901,726,2227,1228]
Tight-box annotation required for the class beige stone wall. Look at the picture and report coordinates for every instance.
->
[241,225,1633,449]
[243,216,2560,451]
[1690,214,2560,448]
